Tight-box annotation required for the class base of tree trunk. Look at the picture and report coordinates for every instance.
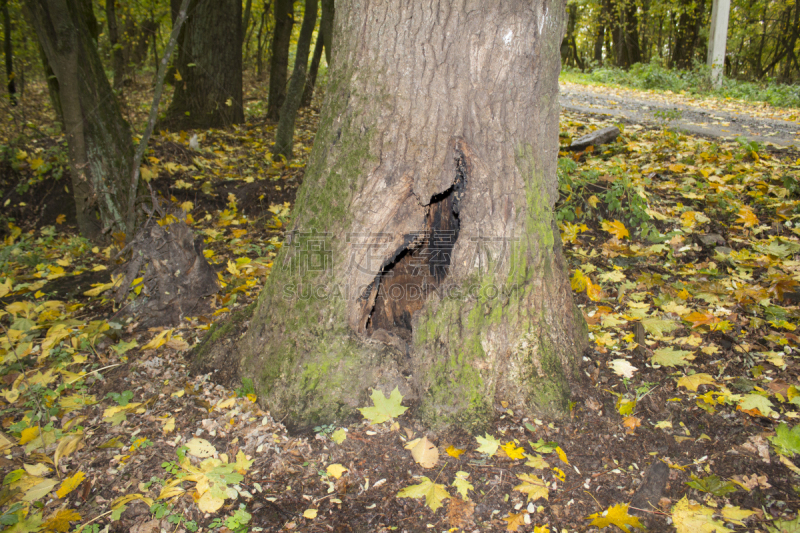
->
[194,0,589,433]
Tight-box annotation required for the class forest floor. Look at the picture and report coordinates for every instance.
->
[1,80,800,533]
[560,81,800,147]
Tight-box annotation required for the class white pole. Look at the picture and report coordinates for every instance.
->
[707,0,731,89]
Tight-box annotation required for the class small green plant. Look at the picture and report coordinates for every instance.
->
[235,377,256,398]
[314,424,335,436]
[131,437,154,451]
[161,460,182,476]
[735,136,763,160]
[150,502,171,519]
[226,505,252,533]
[653,108,683,125]
[107,390,134,406]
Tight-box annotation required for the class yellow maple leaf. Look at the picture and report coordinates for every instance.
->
[396,477,449,511]
[56,471,85,498]
[43,509,81,533]
[504,512,526,531]
[326,464,348,479]
[601,219,630,240]
[676,373,716,392]
[571,269,587,292]
[586,279,605,302]
[587,503,644,533]
[533,526,551,533]
[513,473,549,502]
[671,496,732,533]
[501,441,525,460]
[446,445,465,458]
[735,206,759,228]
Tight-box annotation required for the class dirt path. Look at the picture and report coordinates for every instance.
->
[559,81,800,147]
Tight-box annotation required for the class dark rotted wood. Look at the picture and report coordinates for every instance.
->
[630,461,669,517]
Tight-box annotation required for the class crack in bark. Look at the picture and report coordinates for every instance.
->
[364,150,468,343]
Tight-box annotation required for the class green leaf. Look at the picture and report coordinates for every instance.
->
[475,433,501,456]
[652,347,694,367]
[529,439,558,454]
[397,477,450,511]
[738,393,775,416]
[640,317,678,338]
[766,515,800,533]
[685,474,737,497]
[357,387,408,424]
[110,339,138,356]
[769,423,800,457]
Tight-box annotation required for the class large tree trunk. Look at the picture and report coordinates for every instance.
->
[273,0,316,160]
[27,0,135,240]
[266,0,294,120]
[161,0,244,130]
[196,0,587,432]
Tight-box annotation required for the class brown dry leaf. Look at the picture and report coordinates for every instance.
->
[405,436,439,469]
[623,416,642,434]
[447,498,475,529]
[740,435,771,463]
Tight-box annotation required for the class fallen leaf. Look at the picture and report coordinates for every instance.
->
[397,477,450,511]
[358,387,408,424]
[186,437,217,458]
[676,373,716,392]
[56,471,85,498]
[586,503,644,533]
[671,496,732,533]
[504,512,526,532]
[405,436,439,468]
[326,464,348,479]
[513,473,549,502]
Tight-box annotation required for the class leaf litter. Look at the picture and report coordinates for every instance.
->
[1,81,800,531]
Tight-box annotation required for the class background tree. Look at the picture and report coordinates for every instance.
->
[26,0,135,240]
[195,0,587,431]
[273,0,315,160]
[2,0,15,104]
[301,0,333,107]
[105,0,125,88]
[161,0,243,130]
[266,0,293,120]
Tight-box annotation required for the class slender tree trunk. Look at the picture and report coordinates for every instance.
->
[161,0,244,130]
[320,0,332,64]
[300,19,323,107]
[242,0,253,47]
[194,0,587,432]
[2,0,15,105]
[255,3,268,80]
[593,19,605,65]
[266,0,293,120]
[273,0,316,160]
[27,0,135,240]
[106,0,125,88]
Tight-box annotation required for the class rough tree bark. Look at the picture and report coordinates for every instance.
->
[273,0,316,160]
[266,0,294,120]
[27,0,135,240]
[161,0,244,130]
[194,0,587,432]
